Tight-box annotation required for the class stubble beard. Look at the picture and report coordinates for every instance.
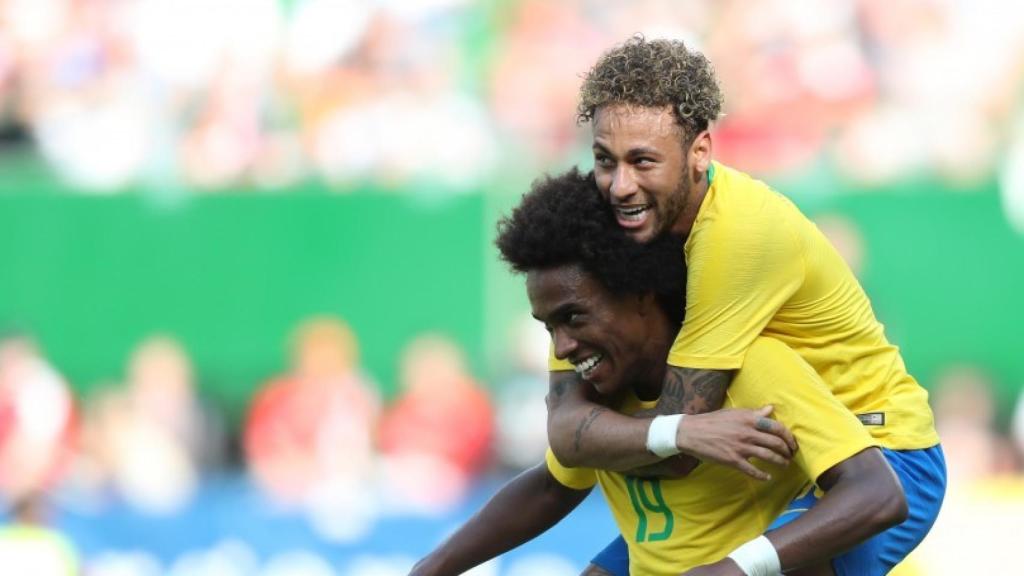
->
[657,170,691,238]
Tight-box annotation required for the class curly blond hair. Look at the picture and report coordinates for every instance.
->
[577,36,723,143]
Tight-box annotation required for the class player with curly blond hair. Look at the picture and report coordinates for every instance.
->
[541,36,946,576]
[576,36,723,146]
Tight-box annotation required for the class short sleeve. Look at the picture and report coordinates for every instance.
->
[545,447,598,490]
[668,203,804,370]
[730,338,878,482]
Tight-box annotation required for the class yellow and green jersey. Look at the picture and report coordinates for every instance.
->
[547,337,878,575]
[551,161,938,450]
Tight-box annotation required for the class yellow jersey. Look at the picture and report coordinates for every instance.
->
[550,162,938,450]
[547,337,877,575]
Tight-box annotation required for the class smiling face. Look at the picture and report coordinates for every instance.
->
[527,263,670,398]
[592,104,709,242]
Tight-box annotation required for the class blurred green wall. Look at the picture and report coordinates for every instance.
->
[0,191,486,419]
[1,180,1022,420]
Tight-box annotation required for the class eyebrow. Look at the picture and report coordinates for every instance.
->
[625,146,662,158]
[591,142,662,159]
[533,302,576,324]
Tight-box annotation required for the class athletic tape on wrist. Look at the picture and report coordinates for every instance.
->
[645,414,683,458]
[727,535,782,576]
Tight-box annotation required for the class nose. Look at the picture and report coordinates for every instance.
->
[608,165,638,203]
[552,327,578,361]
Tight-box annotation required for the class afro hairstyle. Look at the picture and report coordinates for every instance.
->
[495,168,685,324]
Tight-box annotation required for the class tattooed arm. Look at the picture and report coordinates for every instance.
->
[547,367,795,478]
[654,365,732,415]
[546,370,654,470]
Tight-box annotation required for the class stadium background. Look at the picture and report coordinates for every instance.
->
[0,0,1022,574]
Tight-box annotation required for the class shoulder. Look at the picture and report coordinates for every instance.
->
[688,171,797,259]
[709,163,795,220]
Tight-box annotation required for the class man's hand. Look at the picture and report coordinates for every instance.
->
[676,405,798,481]
[680,558,743,576]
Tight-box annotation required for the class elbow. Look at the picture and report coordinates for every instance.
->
[553,450,583,469]
[547,415,583,468]
[871,478,909,531]
[547,432,583,468]
[887,484,910,526]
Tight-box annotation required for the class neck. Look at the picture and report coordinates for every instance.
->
[671,168,711,238]
[630,324,676,402]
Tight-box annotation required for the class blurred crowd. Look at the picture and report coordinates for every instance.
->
[0,0,1022,193]
[0,316,532,573]
[1,0,1023,573]
[0,316,545,521]
[2,312,1024,573]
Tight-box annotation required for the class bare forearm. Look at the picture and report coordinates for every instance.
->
[412,463,588,576]
[766,449,907,572]
[654,365,732,415]
[546,371,659,469]
[546,368,734,470]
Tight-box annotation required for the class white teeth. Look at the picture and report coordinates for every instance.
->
[574,354,603,379]
[616,205,650,222]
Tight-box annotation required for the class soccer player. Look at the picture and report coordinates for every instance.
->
[543,37,946,575]
[411,170,905,576]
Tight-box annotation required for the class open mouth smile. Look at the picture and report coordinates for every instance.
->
[613,204,652,225]
[573,353,604,380]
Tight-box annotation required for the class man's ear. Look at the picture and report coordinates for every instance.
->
[689,130,712,183]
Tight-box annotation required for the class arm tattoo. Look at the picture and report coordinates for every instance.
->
[657,367,731,415]
[573,406,607,454]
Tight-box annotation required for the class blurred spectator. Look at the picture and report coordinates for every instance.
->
[707,0,876,177]
[305,10,497,190]
[379,334,494,513]
[76,335,224,513]
[244,316,379,506]
[487,0,604,168]
[914,369,1024,575]
[493,314,549,471]
[0,0,1021,190]
[1000,111,1024,235]
[812,214,866,277]
[931,364,1018,485]
[0,491,78,576]
[1012,390,1024,469]
[0,333,75,501]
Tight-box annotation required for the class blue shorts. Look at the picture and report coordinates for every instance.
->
[589,445,946,576]
[590,533,630,575]
[769,445,946,576]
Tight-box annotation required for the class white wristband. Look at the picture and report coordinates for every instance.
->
[645,414,683,458]
[727,535,781,576]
